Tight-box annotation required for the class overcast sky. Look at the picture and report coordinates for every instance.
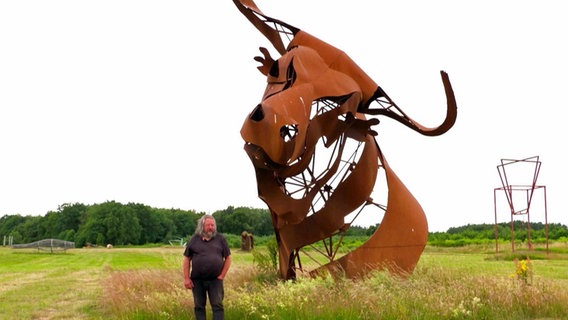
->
[1,0,566,232]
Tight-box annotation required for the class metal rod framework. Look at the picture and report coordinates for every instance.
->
[494,156,548,254]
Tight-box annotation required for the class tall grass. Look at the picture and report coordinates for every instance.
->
[97,247,568,320]
[222,264,566,319]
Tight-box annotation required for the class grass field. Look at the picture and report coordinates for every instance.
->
[1,243,567,319]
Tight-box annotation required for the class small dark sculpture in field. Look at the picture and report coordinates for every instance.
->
[241,231,254,251]
[233,0,457,279]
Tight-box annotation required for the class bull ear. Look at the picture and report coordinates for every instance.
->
[233,0,299,55]
[254,47,276,76]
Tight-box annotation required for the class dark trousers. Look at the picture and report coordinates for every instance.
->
[192,279,224,320]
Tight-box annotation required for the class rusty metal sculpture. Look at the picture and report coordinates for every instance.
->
[234,0,457,279]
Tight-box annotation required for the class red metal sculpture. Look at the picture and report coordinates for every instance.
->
[234,0,457,279]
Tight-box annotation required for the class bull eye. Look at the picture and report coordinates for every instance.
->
[283,61,296,91]
[269,61,279,77]
[250,104,264,121]
[280,124,298,142]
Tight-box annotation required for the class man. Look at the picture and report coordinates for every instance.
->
[183,214,231,320]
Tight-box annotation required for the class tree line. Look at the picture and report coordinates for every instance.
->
[0,202,274,247]
[429,221,568,246]
[1,201,567,247]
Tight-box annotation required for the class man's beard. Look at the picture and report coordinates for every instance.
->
[202,230,217,239]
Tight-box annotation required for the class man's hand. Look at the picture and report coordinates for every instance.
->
[184,278,194,289]
[217,256,232,281]
[182,256,193,289]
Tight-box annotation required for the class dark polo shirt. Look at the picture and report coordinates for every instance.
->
[184,234,231,280]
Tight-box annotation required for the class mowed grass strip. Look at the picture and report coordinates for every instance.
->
[0,247,182,319]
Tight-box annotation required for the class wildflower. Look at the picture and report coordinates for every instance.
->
[513,257,533,285]
[472,296,482,308]
[451,301,471,317]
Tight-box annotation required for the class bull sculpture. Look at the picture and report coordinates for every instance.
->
[234,0,457,279]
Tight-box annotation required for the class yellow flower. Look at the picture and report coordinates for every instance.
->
[513,258,533,284]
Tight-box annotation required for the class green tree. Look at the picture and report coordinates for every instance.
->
[102,202,141,245]
[0,215,28,239]
[165,209,200,240]
[75,205,107,247]
[214,206,274,236]
[14,216,44,243]
[128,203,168,244]
[75,201,141,246]
[40,203,87,241]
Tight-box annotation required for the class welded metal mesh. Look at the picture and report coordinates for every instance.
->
[11,239,75,252]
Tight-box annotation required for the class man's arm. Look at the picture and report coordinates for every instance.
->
[183,255,193,289]
[217,255,232,280]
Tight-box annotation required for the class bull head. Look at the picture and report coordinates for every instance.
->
[234,0,457,279]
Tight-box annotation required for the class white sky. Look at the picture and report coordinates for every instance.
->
[1,0,566,232]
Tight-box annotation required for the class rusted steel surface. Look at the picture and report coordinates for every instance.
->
[233,0,457,279]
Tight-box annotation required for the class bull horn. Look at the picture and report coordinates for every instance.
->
[232,0,299,55]
[361,71,457,136]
